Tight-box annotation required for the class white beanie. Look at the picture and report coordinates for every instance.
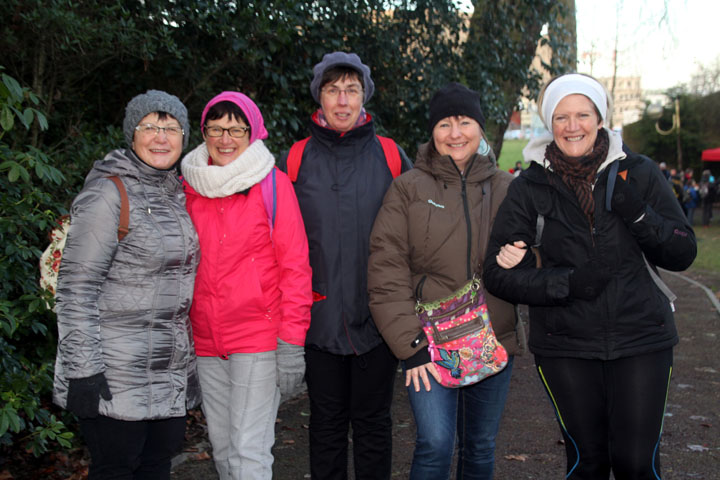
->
[540,74,608,130]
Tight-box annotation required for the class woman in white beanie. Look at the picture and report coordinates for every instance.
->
[483,73,696,479]
[53,90,200,479]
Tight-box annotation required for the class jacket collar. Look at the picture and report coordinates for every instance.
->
[414,141,498,185]
[308,115,376,147]
[86,148,181,190]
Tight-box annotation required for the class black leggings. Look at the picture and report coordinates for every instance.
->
[535,349,673,480]
[79,415,186,480]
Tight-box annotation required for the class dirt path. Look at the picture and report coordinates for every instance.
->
[172,270,719,479]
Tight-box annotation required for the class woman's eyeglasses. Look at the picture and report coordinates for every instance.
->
[204,125,250,138]
[135,124,184,136]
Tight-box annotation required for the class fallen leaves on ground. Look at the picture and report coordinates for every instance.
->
[193,451,211,461]
[504,454,529,462]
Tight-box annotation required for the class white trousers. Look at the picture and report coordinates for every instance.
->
[197,352,280,480]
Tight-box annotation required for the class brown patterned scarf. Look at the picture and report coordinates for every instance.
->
[544,128,609,221]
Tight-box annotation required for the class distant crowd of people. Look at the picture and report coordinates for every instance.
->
[659,163,718,227]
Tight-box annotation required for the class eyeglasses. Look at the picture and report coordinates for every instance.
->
[321,86,363,99]
[135,124,184,136]
[204,125,251,138]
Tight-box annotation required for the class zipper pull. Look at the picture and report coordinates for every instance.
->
[410,331,425,348]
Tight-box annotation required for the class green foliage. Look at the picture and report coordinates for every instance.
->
[0,0,570,459]
[464,0,572,155]
[0,68,74,454]
[0,0,567,160]
[0,0,472,159]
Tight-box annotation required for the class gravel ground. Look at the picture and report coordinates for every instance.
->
[171,270,720,479]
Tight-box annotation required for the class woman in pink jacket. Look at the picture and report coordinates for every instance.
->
[181,91,312,480]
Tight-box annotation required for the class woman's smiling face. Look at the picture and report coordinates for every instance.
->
[203,114,251,166]
[551,94,603,159]
[432,115,482,172]
[132,113,183,169]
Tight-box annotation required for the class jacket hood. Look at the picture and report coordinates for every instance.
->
[85,148,181,191]
[521,127,626,176]
[414,141,498,185]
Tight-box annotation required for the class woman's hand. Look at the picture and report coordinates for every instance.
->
[496,240,528,269]
[405,362,442,392]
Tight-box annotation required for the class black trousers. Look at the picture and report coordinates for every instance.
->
[701,200,713,226]
[535,348,673,480]
[79,415,186,480]
[305,342,398,480]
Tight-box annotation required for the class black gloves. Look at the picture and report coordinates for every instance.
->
[66,372,112,418]
[611,176,645,223]
[569,257,611,301]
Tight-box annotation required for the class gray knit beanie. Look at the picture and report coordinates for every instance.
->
[123,90,190,149]
[310,52,375,104]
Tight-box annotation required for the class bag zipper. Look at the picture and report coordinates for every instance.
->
[431,316,485,344]
[423,296,478,319]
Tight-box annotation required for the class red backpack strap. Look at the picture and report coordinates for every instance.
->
[377,135,401,178]
[287,137,311,182]
[107,176,130,241]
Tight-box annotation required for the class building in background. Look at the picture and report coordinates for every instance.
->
[598,76,645,129]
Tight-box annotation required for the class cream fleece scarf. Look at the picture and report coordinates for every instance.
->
[181,140,275,198]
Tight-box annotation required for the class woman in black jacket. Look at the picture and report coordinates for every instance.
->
[483,73,696,479]
[277,51,412,480]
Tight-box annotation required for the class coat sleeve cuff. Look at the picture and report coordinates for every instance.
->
[404,347,431,369]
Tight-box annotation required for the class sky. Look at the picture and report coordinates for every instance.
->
[575,0,720,91]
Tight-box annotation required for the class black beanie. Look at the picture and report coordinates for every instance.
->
[428,82,485,133]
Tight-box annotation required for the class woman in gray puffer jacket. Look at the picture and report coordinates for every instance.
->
[53,90,200,480]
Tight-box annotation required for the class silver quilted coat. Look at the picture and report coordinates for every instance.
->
[53,149,201,420]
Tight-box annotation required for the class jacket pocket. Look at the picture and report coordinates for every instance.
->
[223,259,269,323]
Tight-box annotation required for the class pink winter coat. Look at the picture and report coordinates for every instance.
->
[184,170,312,357]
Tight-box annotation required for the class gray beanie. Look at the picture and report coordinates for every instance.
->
[123,90,190,149]
[310,52,375,104]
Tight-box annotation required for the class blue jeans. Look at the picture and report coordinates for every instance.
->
[406,356,514,480]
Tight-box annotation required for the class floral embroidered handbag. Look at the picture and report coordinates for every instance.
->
[413,178,507,387]
[415,274,508,388]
